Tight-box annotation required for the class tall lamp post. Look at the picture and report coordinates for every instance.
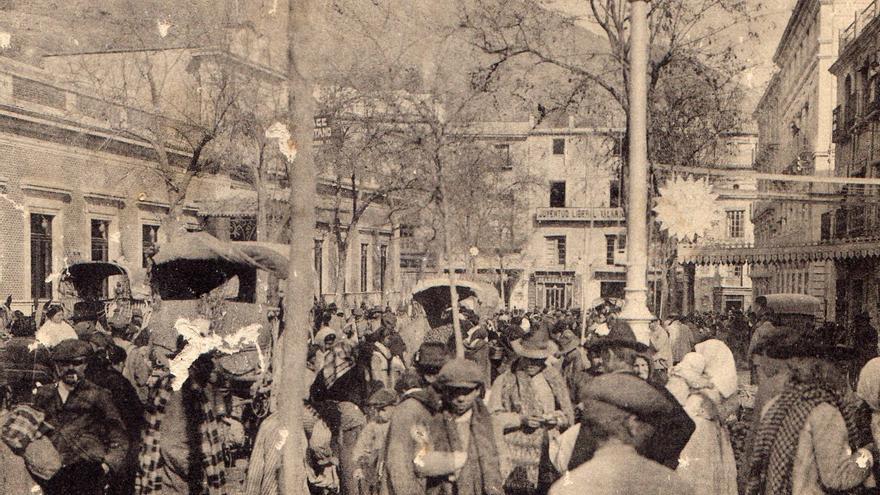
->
[618,0,655,344]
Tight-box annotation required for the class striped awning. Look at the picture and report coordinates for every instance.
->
[678,237,880,265]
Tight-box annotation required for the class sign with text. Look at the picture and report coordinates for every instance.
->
[535,207,625,222]
[314,115,332,142]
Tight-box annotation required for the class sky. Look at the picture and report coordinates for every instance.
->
[543,0,798,113]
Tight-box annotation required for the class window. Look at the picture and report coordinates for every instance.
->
[726,210,744,238]
[611,136,622,157]
[821,212,832,240]
[142,224,159,268]
[360,243,369,292]
[314,240,323,295]
[30,214,53,300]
[552,138,565,155]
[732,265,743,283]
[545,236,566,265]
[550,181,566,207]
[609,179,621,207]
[495,143,512,170]
[90,219,109,262]
[230,216,257,241]
[605,235,617,265]
[379,245,388,292]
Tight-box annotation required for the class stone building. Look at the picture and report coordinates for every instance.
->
[0,11,401,312]
[675,132,759,313]
[828,2,880,325]
[406,119,628,312]
[749,0,868,317]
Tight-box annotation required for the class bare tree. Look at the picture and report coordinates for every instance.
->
[43,3,263,239]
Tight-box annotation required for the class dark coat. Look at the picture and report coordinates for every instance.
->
[568,374,694,471]
[33,379,129,474]
[383,388,442,495]
[86,363,145,437]
[425,400,504,495]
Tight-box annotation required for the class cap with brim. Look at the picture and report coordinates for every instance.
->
[585,320,649,353]
[577,372,674,424]
[414,341,449,369]
[436,358,485,388]
[367,388,398,408]
[51,339,93,361]
[766,342,855,361]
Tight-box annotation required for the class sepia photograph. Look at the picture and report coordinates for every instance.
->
[0,0,876,493]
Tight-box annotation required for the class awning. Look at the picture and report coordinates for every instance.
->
[678,237,880,265]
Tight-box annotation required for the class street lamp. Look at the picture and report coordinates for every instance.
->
[618,0,655,345]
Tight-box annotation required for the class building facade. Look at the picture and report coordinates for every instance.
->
[674,132,759,313]
[457,120,627,311]
[750,0,867,317]
[829,2,880,325]
[0,38,400,312]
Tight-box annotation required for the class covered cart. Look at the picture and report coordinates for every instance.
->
[58,261,131,326]
[409,278,501,328]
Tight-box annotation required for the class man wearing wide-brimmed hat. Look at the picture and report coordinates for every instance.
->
[552,328,589,398]
[549,373,695,495]
[487,318,574,494]
[744,334,875,495]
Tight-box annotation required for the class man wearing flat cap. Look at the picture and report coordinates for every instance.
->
[549,373,694,495]
[383,342,450,495]
[564,320,694,473]
[33,338,129,495]
[414,358,503,495]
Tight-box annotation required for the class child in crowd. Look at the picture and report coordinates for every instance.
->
[352,387,398,495]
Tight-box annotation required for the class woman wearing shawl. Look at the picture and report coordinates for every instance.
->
[745,337,875,495]
[667,339,739,495]
[487,321,574,495]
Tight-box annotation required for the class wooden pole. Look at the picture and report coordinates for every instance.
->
[441,181,464,358]
[279,0,316,493]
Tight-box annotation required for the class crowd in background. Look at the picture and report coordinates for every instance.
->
[0,293,879,494]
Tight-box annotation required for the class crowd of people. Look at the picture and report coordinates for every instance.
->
[1,293,880,494]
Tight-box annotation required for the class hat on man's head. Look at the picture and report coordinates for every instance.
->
[414,341,450,370]
[381,312,397,329]
[436,358,485,388]
[131,308,144,318]
[556,329,581,354]
[763,329,854,361]
[352,308,364,318]
[576,372,675,425]
[85,331,113,350]
[585,320,649,353]
[511,319,552,359]
[367,387,398,408]
[51,339,93,362]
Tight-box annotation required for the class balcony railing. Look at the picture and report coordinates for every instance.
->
[535,207,625,222]
[840,0,880,54]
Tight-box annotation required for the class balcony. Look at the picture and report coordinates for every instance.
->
[840,0,880,55]
[535,207,625,223]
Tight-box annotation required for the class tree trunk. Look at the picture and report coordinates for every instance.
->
[280,0,316,492]
[335,238,348,307]
[440,175,463,358]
